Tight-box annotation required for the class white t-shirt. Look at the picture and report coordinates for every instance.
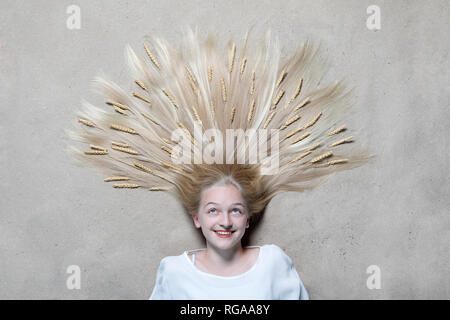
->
[149,244,309,300]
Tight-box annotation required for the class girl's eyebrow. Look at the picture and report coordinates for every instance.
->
[204,202,216,208]
[204,202,245,208]
[232,203,245,207]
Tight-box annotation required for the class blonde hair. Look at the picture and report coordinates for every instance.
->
[65,28,374,228]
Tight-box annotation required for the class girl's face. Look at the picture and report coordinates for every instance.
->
[192,184,249,251]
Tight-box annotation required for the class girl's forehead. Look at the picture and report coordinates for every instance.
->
[201,185,244,203]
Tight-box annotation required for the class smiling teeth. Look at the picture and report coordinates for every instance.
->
[216,231,231,235]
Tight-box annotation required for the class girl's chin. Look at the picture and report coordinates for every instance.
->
[207,235,244,248]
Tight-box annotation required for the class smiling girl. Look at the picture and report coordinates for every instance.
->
[149,166,309,299]
[66,28,371,300]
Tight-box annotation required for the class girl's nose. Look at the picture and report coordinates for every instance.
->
[219,212,232,228]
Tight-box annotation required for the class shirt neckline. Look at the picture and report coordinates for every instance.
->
[183,245,263,280]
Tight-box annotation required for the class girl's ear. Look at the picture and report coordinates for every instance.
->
[246,216,250,229]
[191,211,201,228]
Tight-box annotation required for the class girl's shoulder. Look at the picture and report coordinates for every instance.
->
[261,244,297,268]
[157,251,190,271]
[263,243,290,256]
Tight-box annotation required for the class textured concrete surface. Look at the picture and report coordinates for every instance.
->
[0,0,449,299]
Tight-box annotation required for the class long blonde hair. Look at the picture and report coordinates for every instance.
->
[65,27,373,226]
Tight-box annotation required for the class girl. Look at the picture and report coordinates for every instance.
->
[66,28,371,300]
[149,172,309,299]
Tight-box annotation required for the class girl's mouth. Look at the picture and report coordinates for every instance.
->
[214,230,234,238]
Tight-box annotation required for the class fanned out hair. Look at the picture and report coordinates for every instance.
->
[65,27,373,219]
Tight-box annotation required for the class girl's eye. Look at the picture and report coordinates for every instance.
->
[208,208,217,214]
[232,208,241,214]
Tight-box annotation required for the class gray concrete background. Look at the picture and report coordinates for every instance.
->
[0,0,449,299]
